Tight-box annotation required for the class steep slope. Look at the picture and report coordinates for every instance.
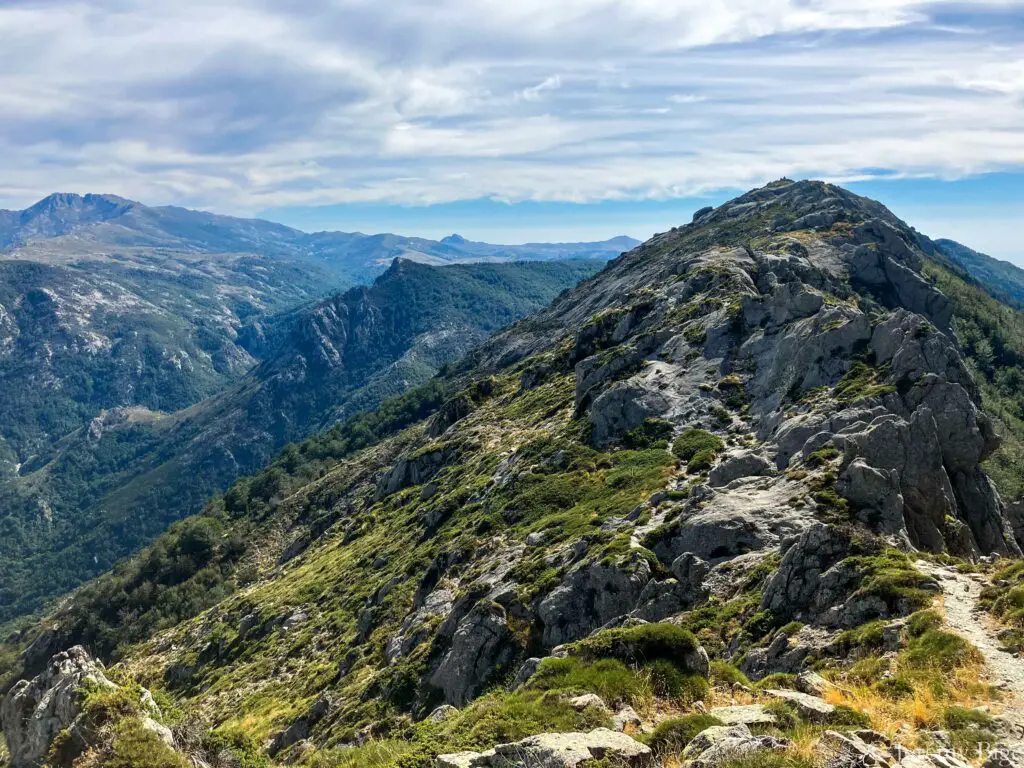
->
[4,180,1018,767]
[0,259,602,624]
[936,238,1024,308]
[0,252,334,476]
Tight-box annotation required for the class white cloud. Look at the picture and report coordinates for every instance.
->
[0,0,1022,212]
[518,75,563,102]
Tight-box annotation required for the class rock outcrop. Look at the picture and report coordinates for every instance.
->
[436,728,651,768]
[1,647,118,768]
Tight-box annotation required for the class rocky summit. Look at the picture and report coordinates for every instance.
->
[4,179,1024,767]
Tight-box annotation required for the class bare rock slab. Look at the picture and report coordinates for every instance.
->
[436,727,651,767]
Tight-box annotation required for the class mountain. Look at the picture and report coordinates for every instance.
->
[935,238,1024,308]
[0,258,603,623]
[0,192,637,283]
[4,179,1024,768]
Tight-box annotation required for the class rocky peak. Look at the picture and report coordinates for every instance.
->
[14,193,135,236]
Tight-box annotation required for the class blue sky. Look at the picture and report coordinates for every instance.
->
[1,1,1024,262]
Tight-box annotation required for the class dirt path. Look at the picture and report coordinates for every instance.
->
[917,561,1024,750]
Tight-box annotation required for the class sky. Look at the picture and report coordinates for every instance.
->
[1,1,1024,261]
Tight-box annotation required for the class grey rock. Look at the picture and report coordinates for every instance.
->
[437,728,651,767]
[378,445,455,498]
[708,704,777,726]
[837,458,908,539]
[708,451,775,487]
[538,553,651,647]
[429,603,516,706]
[268,693,334,757]
[525,532,546,547]
[611,705,642,732]
[428,705,459,723]
[511,658,543,689]
[1,647,118,768]
[682,724,789,768]
[817,729,893,767]
[567,694,607,712]
[795,671,834,697]
[141,717,175,749]
[670,553,711,591]
[763,688,835,722]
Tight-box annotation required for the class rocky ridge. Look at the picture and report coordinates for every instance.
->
[2,179,1021,767]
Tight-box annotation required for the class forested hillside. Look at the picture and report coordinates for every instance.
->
[0,259,602,623]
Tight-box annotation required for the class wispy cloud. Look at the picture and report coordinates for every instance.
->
[0,0,1022,212]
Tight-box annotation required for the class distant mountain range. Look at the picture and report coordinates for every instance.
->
[0,192,637,283]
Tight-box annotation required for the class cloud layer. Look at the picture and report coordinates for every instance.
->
[0,0,1022,212]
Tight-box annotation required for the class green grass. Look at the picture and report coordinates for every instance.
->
[833,361,896,404]
[643,714,724,755]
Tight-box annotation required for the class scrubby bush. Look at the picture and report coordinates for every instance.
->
[687,449,718,473]
[672,429,723,462]
[644,714,723,754]
[647,659,709,703]
[571,623,704,671]
[710,661,750,688]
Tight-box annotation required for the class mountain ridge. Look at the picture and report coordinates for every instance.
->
[4,179,1024,768]
[0,193,638,281]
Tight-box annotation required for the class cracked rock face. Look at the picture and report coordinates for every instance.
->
[1,646,117,768]
[429,602,515,706]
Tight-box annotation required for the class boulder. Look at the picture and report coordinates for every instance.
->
[795,671,834,697]
[763,689,835,722]
[538,554,651,647]
[437,728,651,767]
[428,705,459,723]
[567,694,608,712]
[708,451,775,487]
[511,658,543,689]
[429,602,516,706]
[611,705,642,732]
[836,458,908,539]
[681,724,789,768]
[817,730,892,768]
[268,693,335,756]
[708,704,777,726]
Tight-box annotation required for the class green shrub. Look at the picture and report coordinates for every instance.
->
[687,449,717,473]
[647,660,709,703]
[804,447,840,468]
[829,705,872,728]
[571,623,703,671]
[943,705,997,731]
[672,429,724,462]
[623,418,674,450]
[764,701,801,731]
[875,674,915,700]
[710,662,750,688]
[645,714,723,755]
[903,629,981,672]
[529,657,650,706]
[106,720,190,768]
[848,656,888,683]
